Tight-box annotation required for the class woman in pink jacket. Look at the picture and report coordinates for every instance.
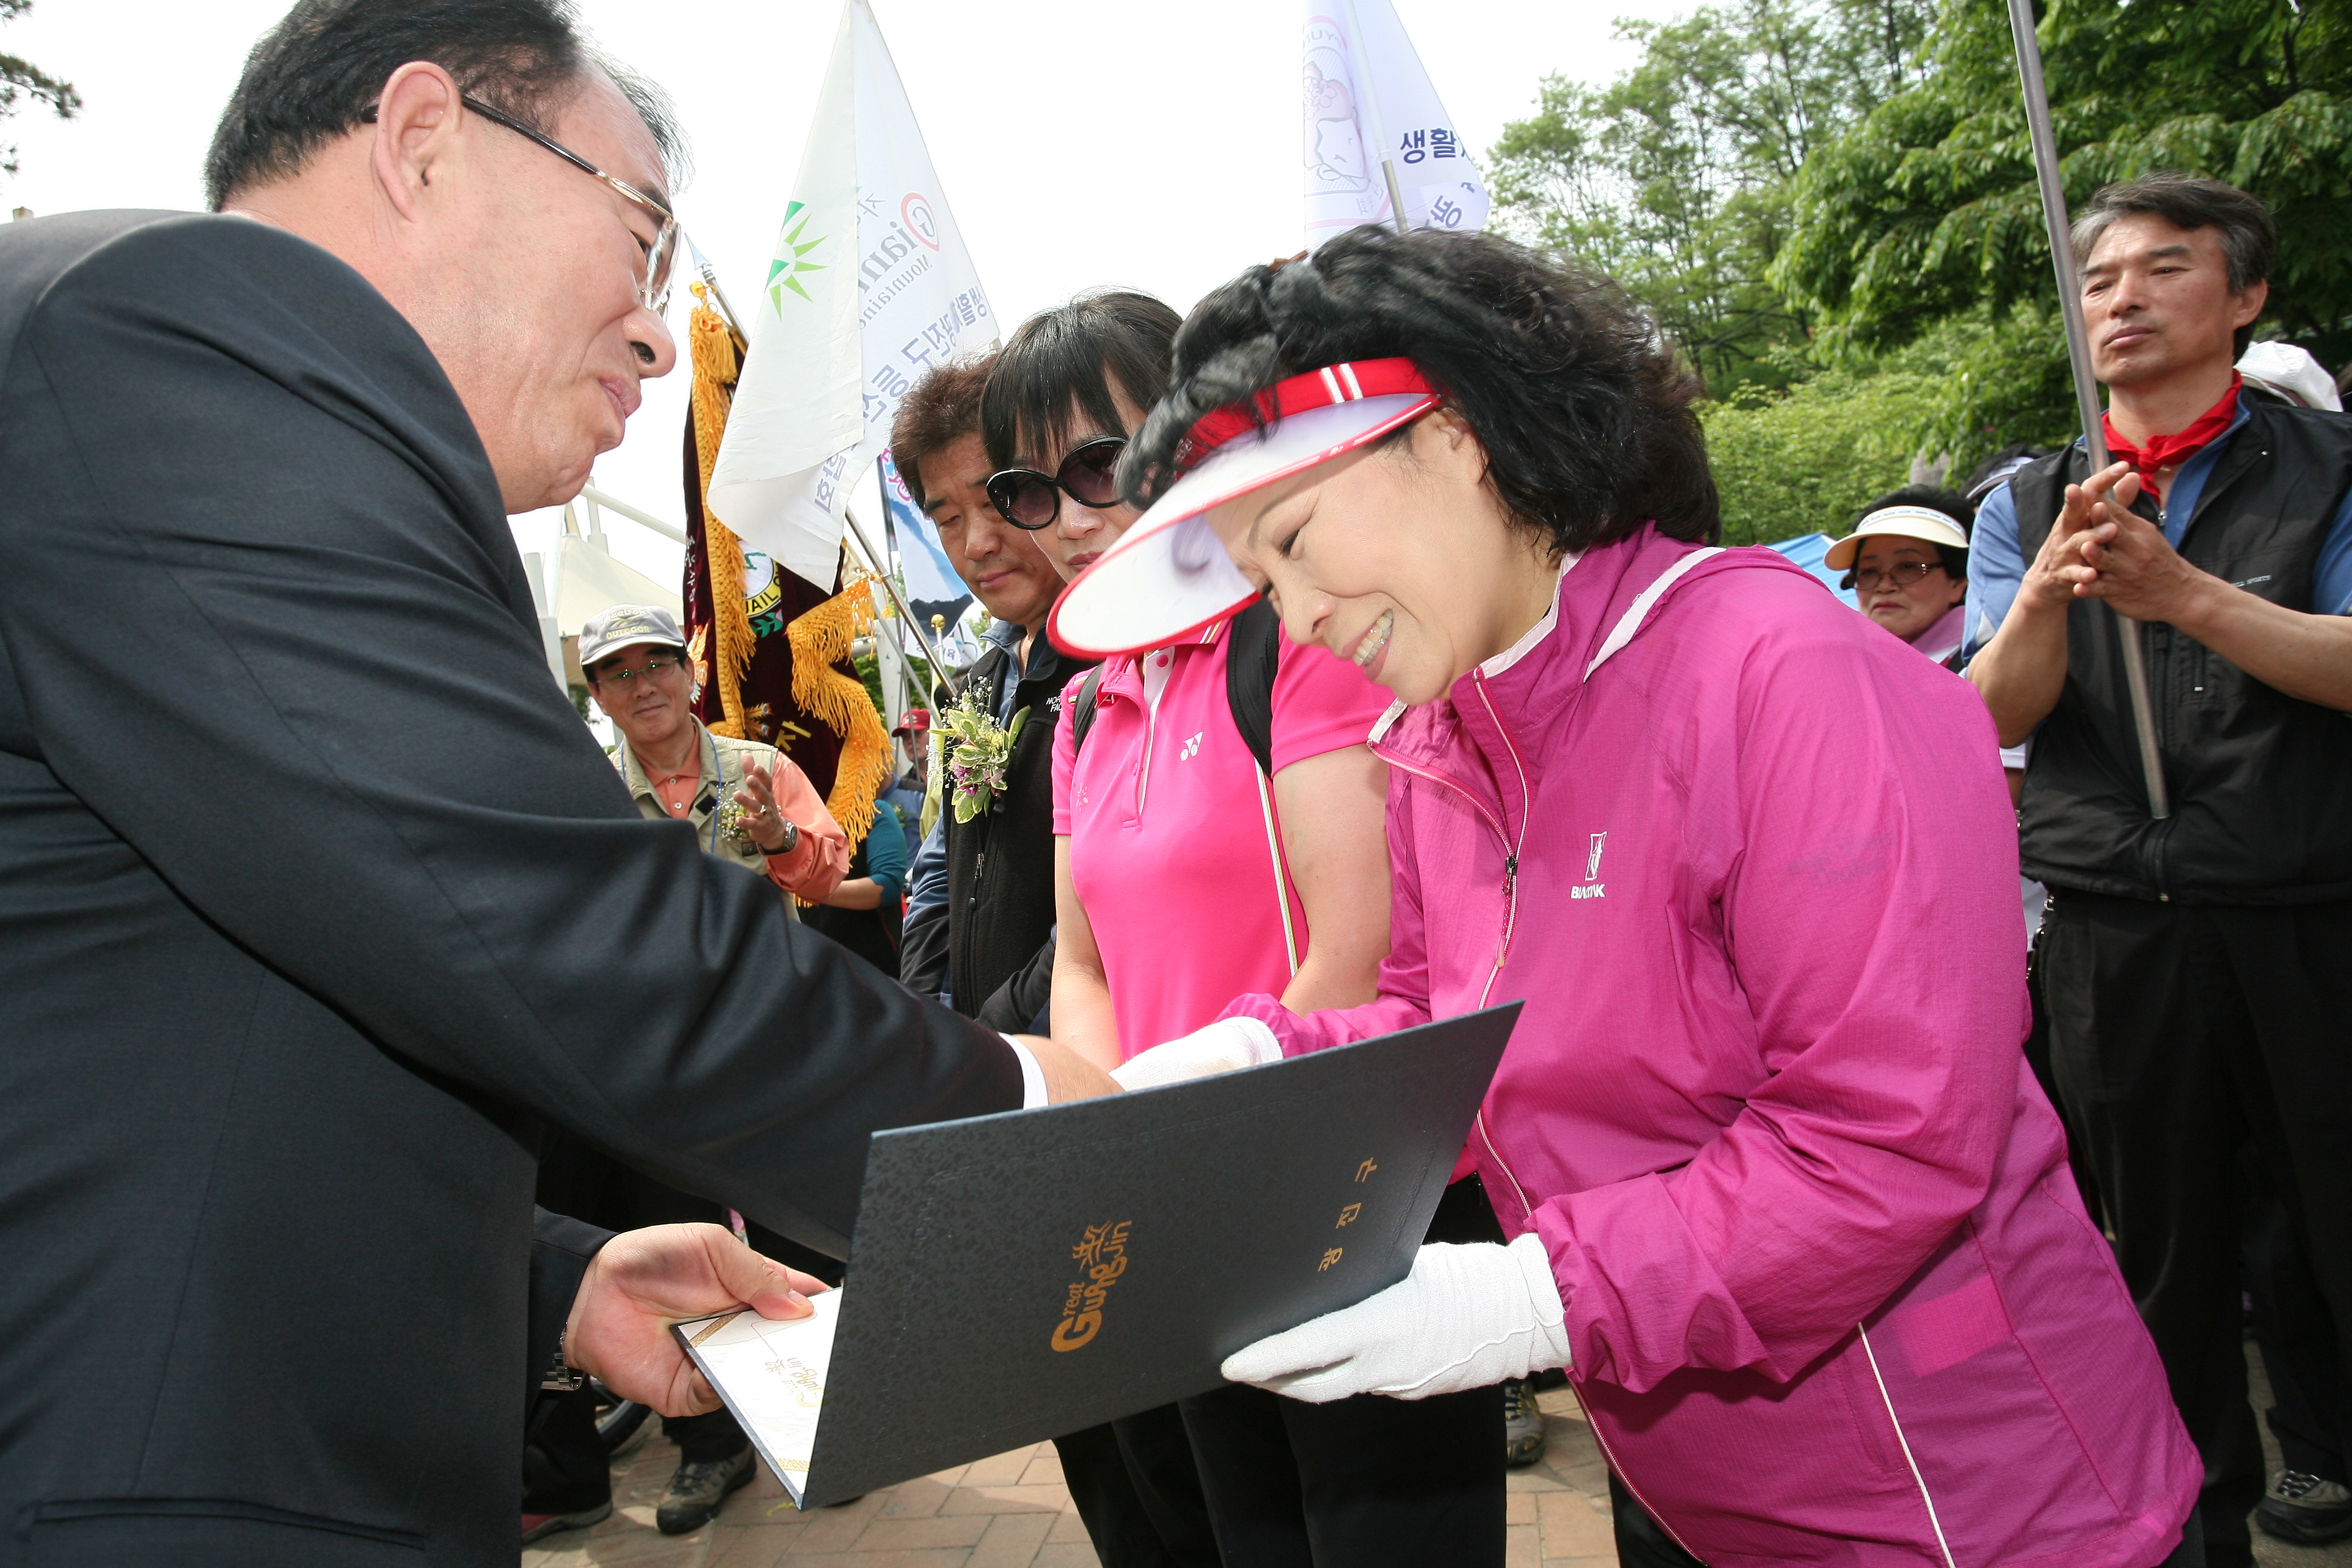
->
[1052,228,2204,1568]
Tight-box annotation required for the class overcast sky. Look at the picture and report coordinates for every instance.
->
[3,0,1684,587]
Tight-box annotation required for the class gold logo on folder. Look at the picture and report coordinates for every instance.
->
[1052,1220,1132,1352]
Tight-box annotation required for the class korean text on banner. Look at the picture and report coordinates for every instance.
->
[1302,0,1489,252]
[708,0,999,594]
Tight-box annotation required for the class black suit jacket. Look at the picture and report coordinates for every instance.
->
[0,212,1021,1567]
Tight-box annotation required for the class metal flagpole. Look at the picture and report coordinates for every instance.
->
[1341,0,1412,237]
[844,506,962,699]
[2005,0,2169,819]
[687,233,750,353]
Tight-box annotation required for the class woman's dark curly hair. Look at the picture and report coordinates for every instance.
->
[1123,226,1718,552]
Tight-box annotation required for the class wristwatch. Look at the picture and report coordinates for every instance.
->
[765,817,800,857]
[540,1331,587,1393]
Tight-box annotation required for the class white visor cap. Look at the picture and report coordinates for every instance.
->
[1049,362,1440,658]
[1823,506,1971,572]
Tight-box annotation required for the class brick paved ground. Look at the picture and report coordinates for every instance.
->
[522,1386,1619,1567]
[527,1360,2352,1567]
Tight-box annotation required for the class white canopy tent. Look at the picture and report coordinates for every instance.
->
[520,481,687,691]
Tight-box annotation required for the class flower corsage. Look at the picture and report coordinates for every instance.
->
[938,693,1031,822]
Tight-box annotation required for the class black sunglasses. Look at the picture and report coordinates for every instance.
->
[985,437,1126,530]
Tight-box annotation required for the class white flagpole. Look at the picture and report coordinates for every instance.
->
[844,507,961,698]
[2005,0,2168,819]
[1341,0,1411,236]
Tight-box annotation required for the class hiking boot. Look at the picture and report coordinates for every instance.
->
[1504,1376,1546,1467]
[655,1445,757,1535]
[2256,1471,2352,1544]
[521,1501,610,1544]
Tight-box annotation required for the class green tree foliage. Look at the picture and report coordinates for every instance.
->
[1,0,80,180]
[1699,339,1949,544]
[1490,0,1934,392]
[1774,0,2352,463]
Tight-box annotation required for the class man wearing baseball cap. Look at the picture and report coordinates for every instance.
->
[579,604,845,911]
[890,706,932,846]
[528,605,850,1538]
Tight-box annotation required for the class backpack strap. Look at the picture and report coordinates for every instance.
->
[1069,666,1105,755]
[1224,598,1295,975]
[1224,596,1281,778]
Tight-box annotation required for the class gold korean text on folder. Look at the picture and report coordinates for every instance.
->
[1051,1220,1132,1352]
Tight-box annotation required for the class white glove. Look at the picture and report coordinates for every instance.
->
[1110,1016,1283,1090]
[1221,1234,1570,1403]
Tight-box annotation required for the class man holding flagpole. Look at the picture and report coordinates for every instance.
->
[1966,174,2352,1561]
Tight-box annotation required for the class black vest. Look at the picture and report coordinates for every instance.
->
[942,636,1094,1011]
[2010,395,2352,904]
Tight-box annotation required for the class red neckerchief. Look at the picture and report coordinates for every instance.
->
[2101,373,2242,493]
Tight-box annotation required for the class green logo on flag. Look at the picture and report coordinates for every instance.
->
[766,200,829,313]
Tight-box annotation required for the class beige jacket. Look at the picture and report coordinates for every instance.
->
[614,720,848,908]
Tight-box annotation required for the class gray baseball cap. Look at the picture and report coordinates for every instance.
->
[577,604,687,669]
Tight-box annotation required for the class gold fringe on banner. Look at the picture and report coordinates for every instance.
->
[687,289,755,740]
[787,569,894,851]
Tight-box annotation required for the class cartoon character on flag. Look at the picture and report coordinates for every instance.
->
[1301,0,1490,251]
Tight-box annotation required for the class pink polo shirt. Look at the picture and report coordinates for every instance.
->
[1052,618,1391,1059]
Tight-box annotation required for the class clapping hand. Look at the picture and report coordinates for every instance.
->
[2022,462,2141,612]
[732,761,793,853]
[564,1223,830,1417]
[2034,462,2207,624]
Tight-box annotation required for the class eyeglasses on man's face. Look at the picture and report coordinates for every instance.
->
[362,93,678,314]
[593,652,685,686]
[1854,561,1947,593]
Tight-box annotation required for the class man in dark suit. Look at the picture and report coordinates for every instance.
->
[0,3,1110,1563]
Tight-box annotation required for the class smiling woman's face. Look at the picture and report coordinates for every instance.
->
[1202,411,1560,705]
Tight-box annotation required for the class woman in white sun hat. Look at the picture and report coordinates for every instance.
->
[1059,225,2203,1568]
[1825,487,1977,669]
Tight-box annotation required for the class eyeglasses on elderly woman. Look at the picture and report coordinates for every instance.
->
[1852,561,1950,593]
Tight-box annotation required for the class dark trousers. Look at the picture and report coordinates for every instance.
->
[525,1135,848,1513]
[1171,1178,1510,1567]
[2042,891,2352,1566]
[1179,1381,1504,1567]
[1607,1472,2206,1568]
[1054,1407,1221,1568]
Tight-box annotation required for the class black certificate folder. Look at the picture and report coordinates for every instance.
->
[797,1003,1518,1506]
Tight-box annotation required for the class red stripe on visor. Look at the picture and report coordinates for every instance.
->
[1175,358,1437,471]
[1049,359,1443,659]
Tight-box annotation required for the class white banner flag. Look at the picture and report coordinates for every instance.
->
[709,0,998,593]
[1303,0,1489,252]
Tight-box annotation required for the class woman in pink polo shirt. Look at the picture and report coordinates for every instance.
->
[979,292,1514,1567]
[1057,228,2204,1568]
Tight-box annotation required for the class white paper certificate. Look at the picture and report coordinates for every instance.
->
[671,1290,842,1505]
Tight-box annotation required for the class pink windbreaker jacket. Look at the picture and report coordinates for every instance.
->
[1225,526,2199,1568]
